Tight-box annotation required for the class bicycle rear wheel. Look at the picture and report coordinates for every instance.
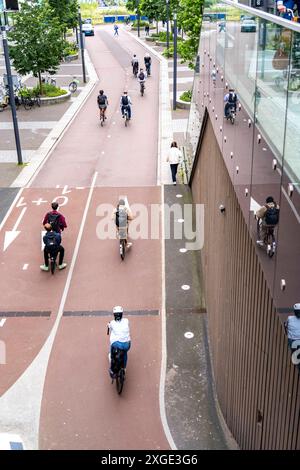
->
[50,258,56,274]
[120,240,126,260]
[23,98,33,110]
[35,97,41,107]
[116,368,125,394]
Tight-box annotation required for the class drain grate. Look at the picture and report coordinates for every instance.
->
[0,311,51,317]
[63,310,160,317]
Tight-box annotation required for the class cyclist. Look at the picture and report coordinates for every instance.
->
[277,1,300,21]
[286,303,300,350]
[211,67,217,86]
[256,196,280,246]
[120,91,132,120]
[108,306,131,377]
[97,89,108,120]
[40,223,67,271]
[137,68,147,94]
[144,53,152,75]
[112,198,133,248]
[131,54,139,76]
[224,88,238,118]
[42,202,67,234]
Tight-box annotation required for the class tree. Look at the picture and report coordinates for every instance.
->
[177,0,203,68]
[49,0,79,33]
[8,0,66,93]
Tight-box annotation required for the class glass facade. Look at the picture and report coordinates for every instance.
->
[186,1,300,312]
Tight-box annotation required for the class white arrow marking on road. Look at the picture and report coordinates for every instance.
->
[250,197,261,214]
[0,319,6,327]
[16,197,26,207]
[41,231,46,251]
[22,264,29,270]
[3,207,27,252]
[62,185,72,195]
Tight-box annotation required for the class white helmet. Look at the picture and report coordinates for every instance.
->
[113,305,123,320]
[294,303,300,318]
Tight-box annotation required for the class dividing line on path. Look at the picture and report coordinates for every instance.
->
[63,310,159,317]
[0,172,98,450]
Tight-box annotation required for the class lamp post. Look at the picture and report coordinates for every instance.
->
[0,23,23,165]
[173,12,177,110]
[136,0,140,38]
[166,0,170,51]
[78,10,87,84]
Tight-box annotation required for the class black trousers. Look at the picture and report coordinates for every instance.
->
[44,246,64,266]
[170,163,179,183]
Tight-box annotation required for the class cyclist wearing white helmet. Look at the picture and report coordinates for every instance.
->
[107,306,131,376]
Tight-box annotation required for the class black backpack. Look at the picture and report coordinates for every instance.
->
[44,232,59,255]
[116,207,127,228]
[121,95,129,106]
[47,212,60,232]
[139,72,145,80]
[97,94,106,106]
[228,93,237,104]
[265,206,279,225]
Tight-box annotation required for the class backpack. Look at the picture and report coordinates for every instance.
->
[97,94,106,106]
[44,232,59,255]
[265,206,279,225]
[139,72,145,81]
[47,212,61,232]
[116,207,127,228]
[121,95,129,106]
[228,93,237,104]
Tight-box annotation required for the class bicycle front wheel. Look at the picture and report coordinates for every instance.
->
[69,81,77,93]
[35,97,41,107]
[23,98,33,110]
[50,258,56,275]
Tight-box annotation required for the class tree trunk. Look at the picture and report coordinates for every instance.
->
[156,19,158,35]
[38,72,42,95]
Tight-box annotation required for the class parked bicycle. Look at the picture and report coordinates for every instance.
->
[0,88,20,112]
[42,75,56,87]
[69,76,80,93]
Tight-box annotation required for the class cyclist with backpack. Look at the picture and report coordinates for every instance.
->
[120,91,132,120]
[107,306,131,378]
[97,89,108,121]
[144,53,152,76]
[40,223,67,271]
[224,88,238,118]
[256,196,280,246]
[131,54,139,76]
[112,198,133,247]
[42,202,67,234]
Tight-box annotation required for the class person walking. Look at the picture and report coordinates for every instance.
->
[285,303,300,371]
[166,141,182,185]
[114,24,119,36]
[145,24,150,36]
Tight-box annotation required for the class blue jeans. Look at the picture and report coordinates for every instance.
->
[111,341,131,367]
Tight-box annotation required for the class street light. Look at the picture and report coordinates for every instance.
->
[173,12,177,111]
[0,22,23,165]
[166,0,170,51]
[78,9,87,84]
[136,0,140,38]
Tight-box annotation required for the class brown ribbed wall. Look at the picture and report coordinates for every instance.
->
[191,115,300,450]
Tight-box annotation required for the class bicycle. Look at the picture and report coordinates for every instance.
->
[118,224,128,260]
[69,77,80,93]
[139,81,145,97]
[226,105,235,125]
[0,90,20,112]
[99,106,106,126]
[257,218,276,258]
[107,328,126,395]
[42,75,56,87]
[23,95,41,110]
[123,106,130,127]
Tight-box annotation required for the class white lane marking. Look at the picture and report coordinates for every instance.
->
[179,248,187,253]
[107,135,111,138]
[62,185,72,195]
[41,231,46,251]
[177,218,184,223]
[3,207,27,252]
[22,264,29,270]
[76,187,85,190]
[56,185,60,188]
[101,151,105,154]
[181,284,190,290]
[0,188,24,232]
[16,197,26,207]
[250,196,261,214]
[0,319,6,327]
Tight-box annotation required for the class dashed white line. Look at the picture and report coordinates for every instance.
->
[0,319,6,327]
[22,264,29,270]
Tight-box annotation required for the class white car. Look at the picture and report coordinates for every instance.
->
[81,23,94,36]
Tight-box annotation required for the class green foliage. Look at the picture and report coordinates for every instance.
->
[162,46,174,58]
[177,0,203,67]
[180,89,192,102]
[33,83,67,97]
[64,41,79,57]
[132,20,149,27]
[49,0,79,30]
[8,0,67,92]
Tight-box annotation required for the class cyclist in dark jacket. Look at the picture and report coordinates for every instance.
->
[40,223,67,271]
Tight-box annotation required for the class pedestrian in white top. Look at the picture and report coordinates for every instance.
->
[166,141,182,185]
[286,303,300,372]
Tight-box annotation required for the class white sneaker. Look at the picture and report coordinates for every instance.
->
[127,242,132,248]
[173,182,176,185]
[58,263,67,270]
[256,240,264,246]
[40,264,49,271]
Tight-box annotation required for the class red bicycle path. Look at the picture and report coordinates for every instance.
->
[0,25,170,449]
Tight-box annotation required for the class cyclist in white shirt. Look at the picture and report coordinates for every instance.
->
[108,306,131,375]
